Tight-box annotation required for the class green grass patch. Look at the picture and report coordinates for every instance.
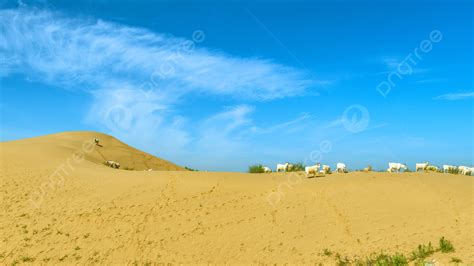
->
[248,164,265,173]
[287,162,305,172]
[410,242,435,260]
[184,166,198,171]
[439,236,454,253]
[324,237,456,265]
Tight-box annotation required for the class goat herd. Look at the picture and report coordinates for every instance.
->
[95,138,472,176]
[264,162,473,177]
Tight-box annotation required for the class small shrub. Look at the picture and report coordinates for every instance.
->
[123,167,134,171]
[248,164,265,173]
[184,166,198,171]
[410,242,434,260]
[391,253,408,265]
[364,252,408,266]
[439,237,454,253]
[450,257,462,263]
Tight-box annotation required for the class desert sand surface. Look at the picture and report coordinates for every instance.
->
[1,132,472,264]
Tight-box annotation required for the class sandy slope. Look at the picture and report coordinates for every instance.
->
[0,132,472,264]
[0,131,184,171]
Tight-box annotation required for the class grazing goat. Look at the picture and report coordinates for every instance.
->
[263,166,272,173]
[105,160,120,169]
[388,162,407,173]
[336,163,346,173]
[276,163,289,172]
[459,166,472,175]
[416,162,429,172]
[305,163,320,177]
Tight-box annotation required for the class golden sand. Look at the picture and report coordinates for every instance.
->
[1,132,472,264]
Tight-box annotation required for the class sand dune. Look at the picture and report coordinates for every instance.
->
[0,131,184,171]
[1,132,472,264]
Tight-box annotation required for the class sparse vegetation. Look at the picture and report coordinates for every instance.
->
[439,236,454,253]
[123,167,135,170]
[324,238,455,265]
[248,164,265,173]
[410,242,434,260]
[185,166,198,171]
[287,162,305,172]
[367,252,408,266]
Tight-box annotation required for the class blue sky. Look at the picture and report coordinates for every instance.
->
[0,0,472,171]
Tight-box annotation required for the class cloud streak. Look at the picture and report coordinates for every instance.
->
[0,8,318,100]
[435,92,474,101]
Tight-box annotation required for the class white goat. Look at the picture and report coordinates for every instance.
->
[336,163,346,173]
[276,163,289,172]
[305,163,320,177]
[263,166,272,173]
[105,160,120,169]
[388,162,407,173]
[459,166,472,175]
[415,162,429,172]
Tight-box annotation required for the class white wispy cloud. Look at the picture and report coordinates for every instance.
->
[435,92,474,100]
[0,8,319,100]
[377,55,428,75]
